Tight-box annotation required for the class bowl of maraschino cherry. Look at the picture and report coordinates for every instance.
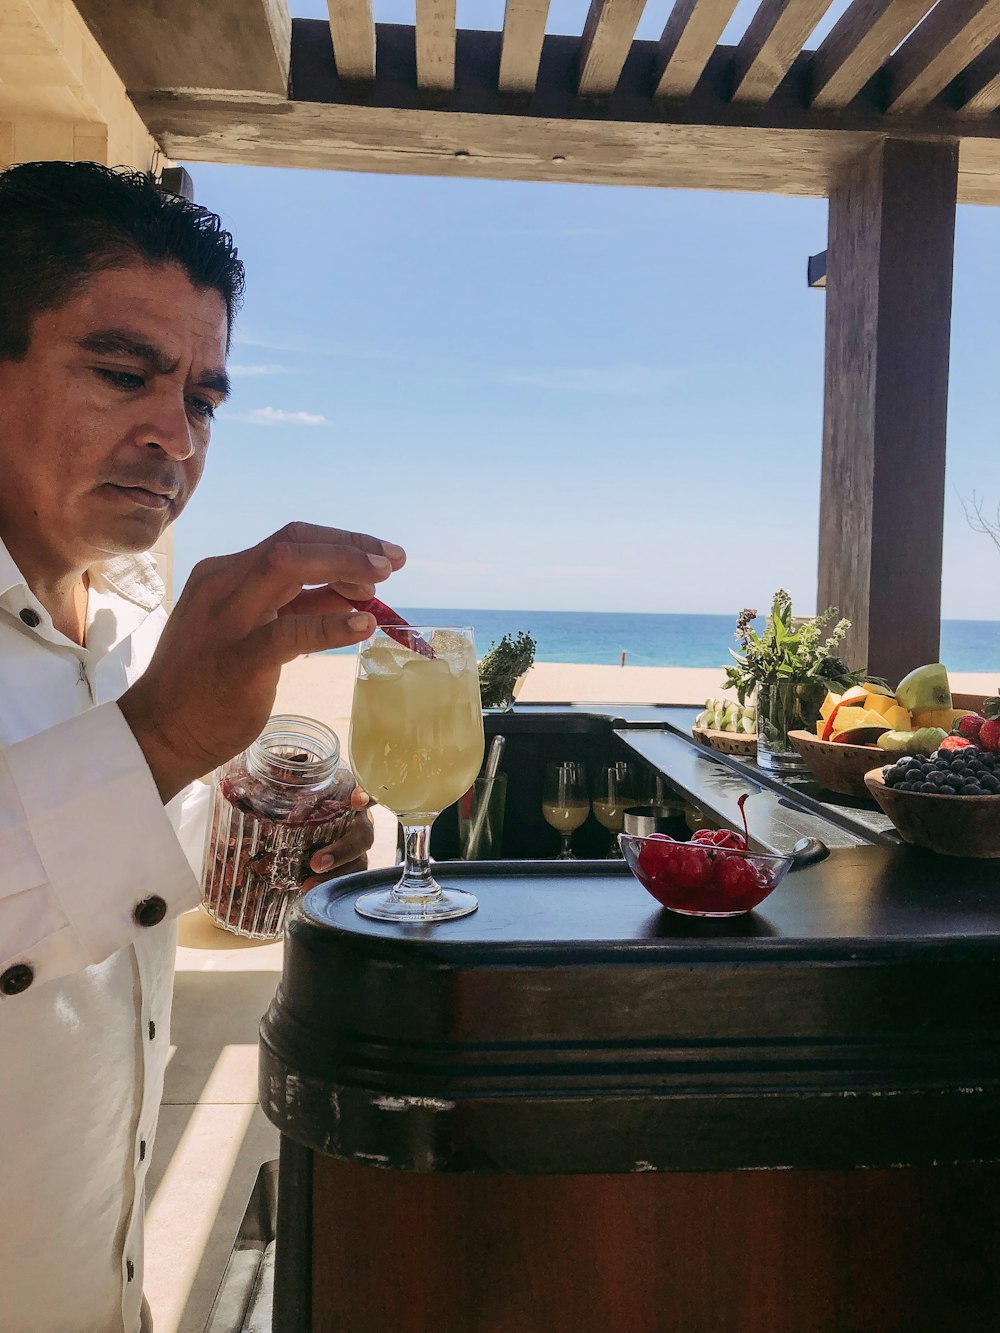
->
[618,794,794,918]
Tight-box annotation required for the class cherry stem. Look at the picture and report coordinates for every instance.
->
[737,793,750,844]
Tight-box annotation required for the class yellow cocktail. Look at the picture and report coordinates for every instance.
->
[350,626,484,921]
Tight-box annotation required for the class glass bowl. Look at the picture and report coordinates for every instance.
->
[618,833,794,918]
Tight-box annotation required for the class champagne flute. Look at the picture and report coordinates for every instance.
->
[349,626,484,922]
[593,760,639,856]
[542,761,590,859]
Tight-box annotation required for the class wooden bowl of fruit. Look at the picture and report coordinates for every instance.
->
[786,730,886,799]
[692,699,757,757]
[864,748,1000,858]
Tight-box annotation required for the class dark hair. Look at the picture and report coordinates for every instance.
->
[0,160,245,360]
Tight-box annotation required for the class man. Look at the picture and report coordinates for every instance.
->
[0,160,404,1332]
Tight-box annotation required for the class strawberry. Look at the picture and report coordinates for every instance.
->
[938,735,974,752]
[955,714,985,741]
[978,719,1000,752]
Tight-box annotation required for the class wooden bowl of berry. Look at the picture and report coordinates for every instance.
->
[618,794,796,917]
[864,724,1000,858]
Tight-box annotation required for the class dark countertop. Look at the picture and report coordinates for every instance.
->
[259,851,1000,1174]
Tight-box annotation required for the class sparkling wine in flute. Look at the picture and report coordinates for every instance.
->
[350,626,484,922]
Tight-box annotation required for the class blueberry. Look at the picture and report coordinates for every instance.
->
[962,783,984,795]
[920,782,937,793]
[939,785,958,795]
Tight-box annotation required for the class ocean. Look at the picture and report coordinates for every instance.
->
[331,609,1000,674]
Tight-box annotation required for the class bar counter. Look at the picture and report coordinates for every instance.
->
[258,706,1000,1332]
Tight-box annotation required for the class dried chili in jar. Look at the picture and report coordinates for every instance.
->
[201,715,354,939]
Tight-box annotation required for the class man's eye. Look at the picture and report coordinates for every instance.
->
[96,368,145,391]
[188,397,217,421]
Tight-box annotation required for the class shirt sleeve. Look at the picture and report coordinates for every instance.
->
[0,701,201,996]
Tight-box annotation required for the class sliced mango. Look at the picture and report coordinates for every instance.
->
[883,705,912,732]
[863,692,895,717]
[830,706,887,736]
[820,692,842,722]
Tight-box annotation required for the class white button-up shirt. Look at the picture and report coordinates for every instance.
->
[0,537,206,1333]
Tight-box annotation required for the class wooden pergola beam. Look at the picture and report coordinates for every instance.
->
[809,0,936,111]
[139,25,1000,205]
[818,139,958,683]
[326,0,375,83]
[653,0,742,101]
[886,0,1000,115]
[71,0,292,97]
[415,0,456,93]
[949,38,1000,117]
[499,0,551,95]
[578,0,647,96]
[731,0,835,105]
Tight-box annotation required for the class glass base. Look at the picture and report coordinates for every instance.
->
[355,886,479,923]
[666,906,750,918]
[756,747,807,773]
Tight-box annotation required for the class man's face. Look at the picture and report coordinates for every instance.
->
[0,260,230,574]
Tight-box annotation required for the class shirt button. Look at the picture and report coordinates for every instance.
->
[0,963,34,995]
[148,1020,156,1040]
[139,1139,146,1162]
[126,1259,135,1282]
[19,608,40,628]
[134,896,167,928]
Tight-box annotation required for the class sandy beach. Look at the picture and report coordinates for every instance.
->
[274,655,999,870]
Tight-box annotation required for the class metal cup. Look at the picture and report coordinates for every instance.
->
[622,805,689,838]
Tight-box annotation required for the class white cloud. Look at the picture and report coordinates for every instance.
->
[233,406,332,426]
[228,363,290,377]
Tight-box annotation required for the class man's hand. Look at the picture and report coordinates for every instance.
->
[119,522,405,802]
[303,789,375,889]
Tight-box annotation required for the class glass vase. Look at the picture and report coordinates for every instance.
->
[755,679,827,773]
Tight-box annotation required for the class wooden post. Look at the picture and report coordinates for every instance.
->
[818,139,958,685]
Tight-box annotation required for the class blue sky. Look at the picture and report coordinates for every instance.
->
[171,1,1000,619]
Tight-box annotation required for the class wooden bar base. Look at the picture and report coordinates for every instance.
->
[311,1157,1000,1332]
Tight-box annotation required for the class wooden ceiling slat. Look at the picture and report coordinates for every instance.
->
[951,38,1000,117]
[653,0,742,100]
[71,0,291,96]
[578,0,648,97]
[886,0,1000,115]
[415,0,456,92]
[326,0,375,82]
[730,0,836,106]
[810,0,936,110]
[499,0,551,94]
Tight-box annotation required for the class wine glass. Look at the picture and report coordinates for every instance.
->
[349,626,484,922]
[542,761,590,859]
[593,760,640,856]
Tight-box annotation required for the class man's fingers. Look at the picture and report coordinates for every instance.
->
[249,609,376,665]
[225,544,392,630]
[310,811,375,875]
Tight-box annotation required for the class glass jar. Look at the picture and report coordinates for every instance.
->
[201,715,355,940]
[755,678,827,773]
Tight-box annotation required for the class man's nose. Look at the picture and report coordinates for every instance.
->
[137,392,196,461]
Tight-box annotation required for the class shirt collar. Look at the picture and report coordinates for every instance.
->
[0,534,165,619]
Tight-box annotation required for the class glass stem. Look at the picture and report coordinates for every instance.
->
[559,832,574,859]
[397,823,440,900]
